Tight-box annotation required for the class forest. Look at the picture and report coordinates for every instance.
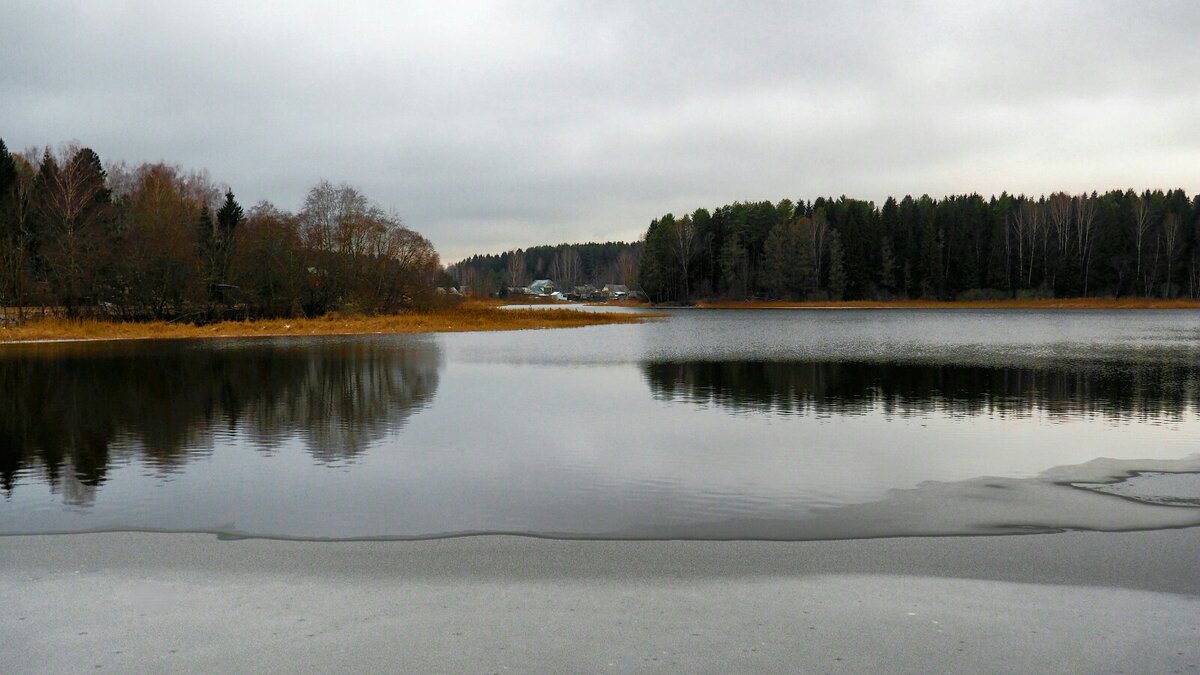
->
[449,241,641,296]
[638,191,1200,303]
[9,136,1199,316]
[0,138,442,322]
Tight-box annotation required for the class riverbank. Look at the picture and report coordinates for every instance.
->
[694,297,1200,309]
[0,301,660,344]
[2,530,1197,673]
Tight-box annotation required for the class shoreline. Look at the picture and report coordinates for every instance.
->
[3,530,1197,673]
[691,296,1200,309]
[0,303,662,345]
[691,297,1200,310]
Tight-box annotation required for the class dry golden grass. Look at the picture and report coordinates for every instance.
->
[0,301,661,344]
[695,297,1200,310]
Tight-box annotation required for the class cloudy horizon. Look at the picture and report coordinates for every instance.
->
[3,0,1198,262]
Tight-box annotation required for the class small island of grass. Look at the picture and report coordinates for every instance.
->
[0,301,660,344]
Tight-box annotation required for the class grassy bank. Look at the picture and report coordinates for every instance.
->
[0,301,660,344]
[693,297,1200,310]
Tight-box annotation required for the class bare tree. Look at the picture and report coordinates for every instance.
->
[35,146,115,313]
[1008,200,1031,289]
[1074,194,1097,296]
[1162,212,1181,298]
[1132,193,1153,295]
[300,180,370,256]
[560,248,582,289]
[548,248,582,289]
[811,208,828,291]
[670,215,698,300]
[506,249,526,288]
[1047,192,1072,290]
[616,248,639,286]
[455,263,479,295]
[118,163,211,317]
[1025,199,1045,287]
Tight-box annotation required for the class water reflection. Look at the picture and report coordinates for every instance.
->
[642,360,1200,421]
[0,338,442,498]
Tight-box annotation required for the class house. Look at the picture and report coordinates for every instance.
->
[568,284,598,301]
[602,284,629,300]
[527,279,557,296]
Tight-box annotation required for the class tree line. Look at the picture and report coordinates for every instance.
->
[449,241,641,296]
[638,191,1200,302]
[0,138,442,322]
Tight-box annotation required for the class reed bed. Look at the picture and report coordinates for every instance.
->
[0,302,660,344]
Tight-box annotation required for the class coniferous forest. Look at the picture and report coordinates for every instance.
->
[0,139,442,322]
[636,192,1200,303]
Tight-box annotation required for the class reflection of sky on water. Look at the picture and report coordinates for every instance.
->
[2,309,1200,539]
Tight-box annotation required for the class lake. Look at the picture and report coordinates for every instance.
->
[2,309,1199,540]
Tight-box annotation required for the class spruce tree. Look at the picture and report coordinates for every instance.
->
[216,189,243,243]
[0,139,17,245]
[215,190,243,288]
[0,139,16,198]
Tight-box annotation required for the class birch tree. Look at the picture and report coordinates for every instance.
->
[1074,194,1097,295]
[1132,193,1153,295]
[670,215,698,300]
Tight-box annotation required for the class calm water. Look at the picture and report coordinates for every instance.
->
[2,309,1199,540]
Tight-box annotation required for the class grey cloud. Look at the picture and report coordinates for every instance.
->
[2,0,1198,261]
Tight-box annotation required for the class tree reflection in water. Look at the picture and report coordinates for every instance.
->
[0,338,442,499]
[642,360,1200,421]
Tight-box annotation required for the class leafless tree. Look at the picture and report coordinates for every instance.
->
[117,163,211,317]
[300,180,370,256]
[670,215,698,299]
[1008,200,1031,288]
[1162,212,1180,298]
[1047,192,1072,289]
[811,208,828,291]
[35,145,115,313]
[1025,199,1045,287]
[1074,194,1097,296]
[550,248,582,289]
[506,249,526,288]
[616,248,640,286]
[1132,193,1153,294]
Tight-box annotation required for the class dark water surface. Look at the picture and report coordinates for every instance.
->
[3,309,1199,539]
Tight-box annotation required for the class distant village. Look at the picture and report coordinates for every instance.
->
[441,280,644,302]
[508,280,645,302]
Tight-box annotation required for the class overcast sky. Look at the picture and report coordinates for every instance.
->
[3,1,1198,261]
